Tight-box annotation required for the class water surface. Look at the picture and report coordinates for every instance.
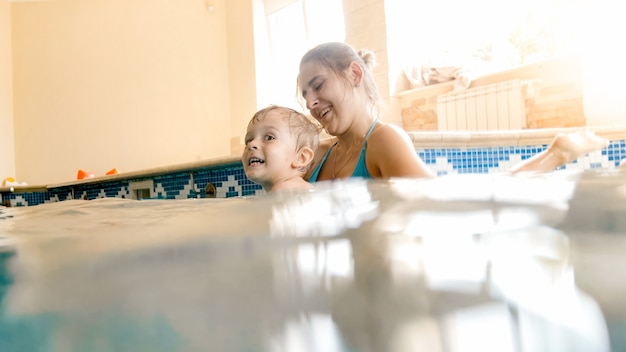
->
[0,172,624,351]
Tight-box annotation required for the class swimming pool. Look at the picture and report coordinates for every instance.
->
[0,171,624,351]
[1,127,625,207]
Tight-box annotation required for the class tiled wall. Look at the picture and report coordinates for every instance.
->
[1,162,263,207]
[2,140,625,207]
[421,140,624,176]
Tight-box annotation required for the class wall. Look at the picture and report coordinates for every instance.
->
[10,0,623,186]
[226,0,257,156]
[580,2,626,127]
[342,0,398,125]
[0,1,15,183]
[11,0,236,185]
[399,57,586,131]
[384,0,626,130]
[384,0,429,128]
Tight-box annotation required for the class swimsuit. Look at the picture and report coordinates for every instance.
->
[309,120,378,182]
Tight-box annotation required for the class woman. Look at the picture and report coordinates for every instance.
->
[297,42,607,181]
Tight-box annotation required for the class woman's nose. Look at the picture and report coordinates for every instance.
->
[306,93,318,109]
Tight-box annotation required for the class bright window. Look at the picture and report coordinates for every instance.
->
[256,0,345,110]
[389,0,595,74]
[385,0,626,125]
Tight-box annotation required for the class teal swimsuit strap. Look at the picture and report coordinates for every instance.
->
[363,119,378,149]
[309,119,378,182]
[351,119,378,179]
[308,141,337,182]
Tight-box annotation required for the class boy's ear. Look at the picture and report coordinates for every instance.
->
[292,147,315,171]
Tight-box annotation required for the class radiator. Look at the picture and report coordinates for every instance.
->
[436,79,529,131]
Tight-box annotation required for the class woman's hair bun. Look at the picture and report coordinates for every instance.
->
[357,49,376,70]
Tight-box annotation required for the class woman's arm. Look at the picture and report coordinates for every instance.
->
[509,130,608,174]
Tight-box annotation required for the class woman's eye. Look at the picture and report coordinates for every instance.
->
[315,82,323,91]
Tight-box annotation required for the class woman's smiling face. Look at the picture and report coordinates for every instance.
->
[298,62,354,136]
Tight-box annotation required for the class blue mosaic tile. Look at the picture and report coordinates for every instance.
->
[3,140,625,207]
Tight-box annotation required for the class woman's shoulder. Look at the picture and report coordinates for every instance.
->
[368,121,412,145]
[366,121,435,178]
[366,121,417,160]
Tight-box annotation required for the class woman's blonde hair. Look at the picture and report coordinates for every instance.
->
[297,42,382,116]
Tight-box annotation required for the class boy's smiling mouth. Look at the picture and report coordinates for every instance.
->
[248,157,265,166]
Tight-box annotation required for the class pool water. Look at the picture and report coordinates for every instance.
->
[0,171,625,352]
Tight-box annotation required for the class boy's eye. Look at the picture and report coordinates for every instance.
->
[264,135,275,141]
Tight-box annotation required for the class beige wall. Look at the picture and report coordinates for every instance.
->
[225,0,257,156]
[11,0,256,185]
[342,0,398,125]
[8,0,624,186]
[0,0,15,183]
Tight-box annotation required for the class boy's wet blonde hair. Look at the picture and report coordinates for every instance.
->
[249,105,321,165]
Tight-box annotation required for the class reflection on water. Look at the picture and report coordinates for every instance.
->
[0,171,624,351]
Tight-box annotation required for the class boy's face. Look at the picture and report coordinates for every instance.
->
[242,111,300,188]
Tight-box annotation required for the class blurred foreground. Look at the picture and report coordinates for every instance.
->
[0,171,624,351]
